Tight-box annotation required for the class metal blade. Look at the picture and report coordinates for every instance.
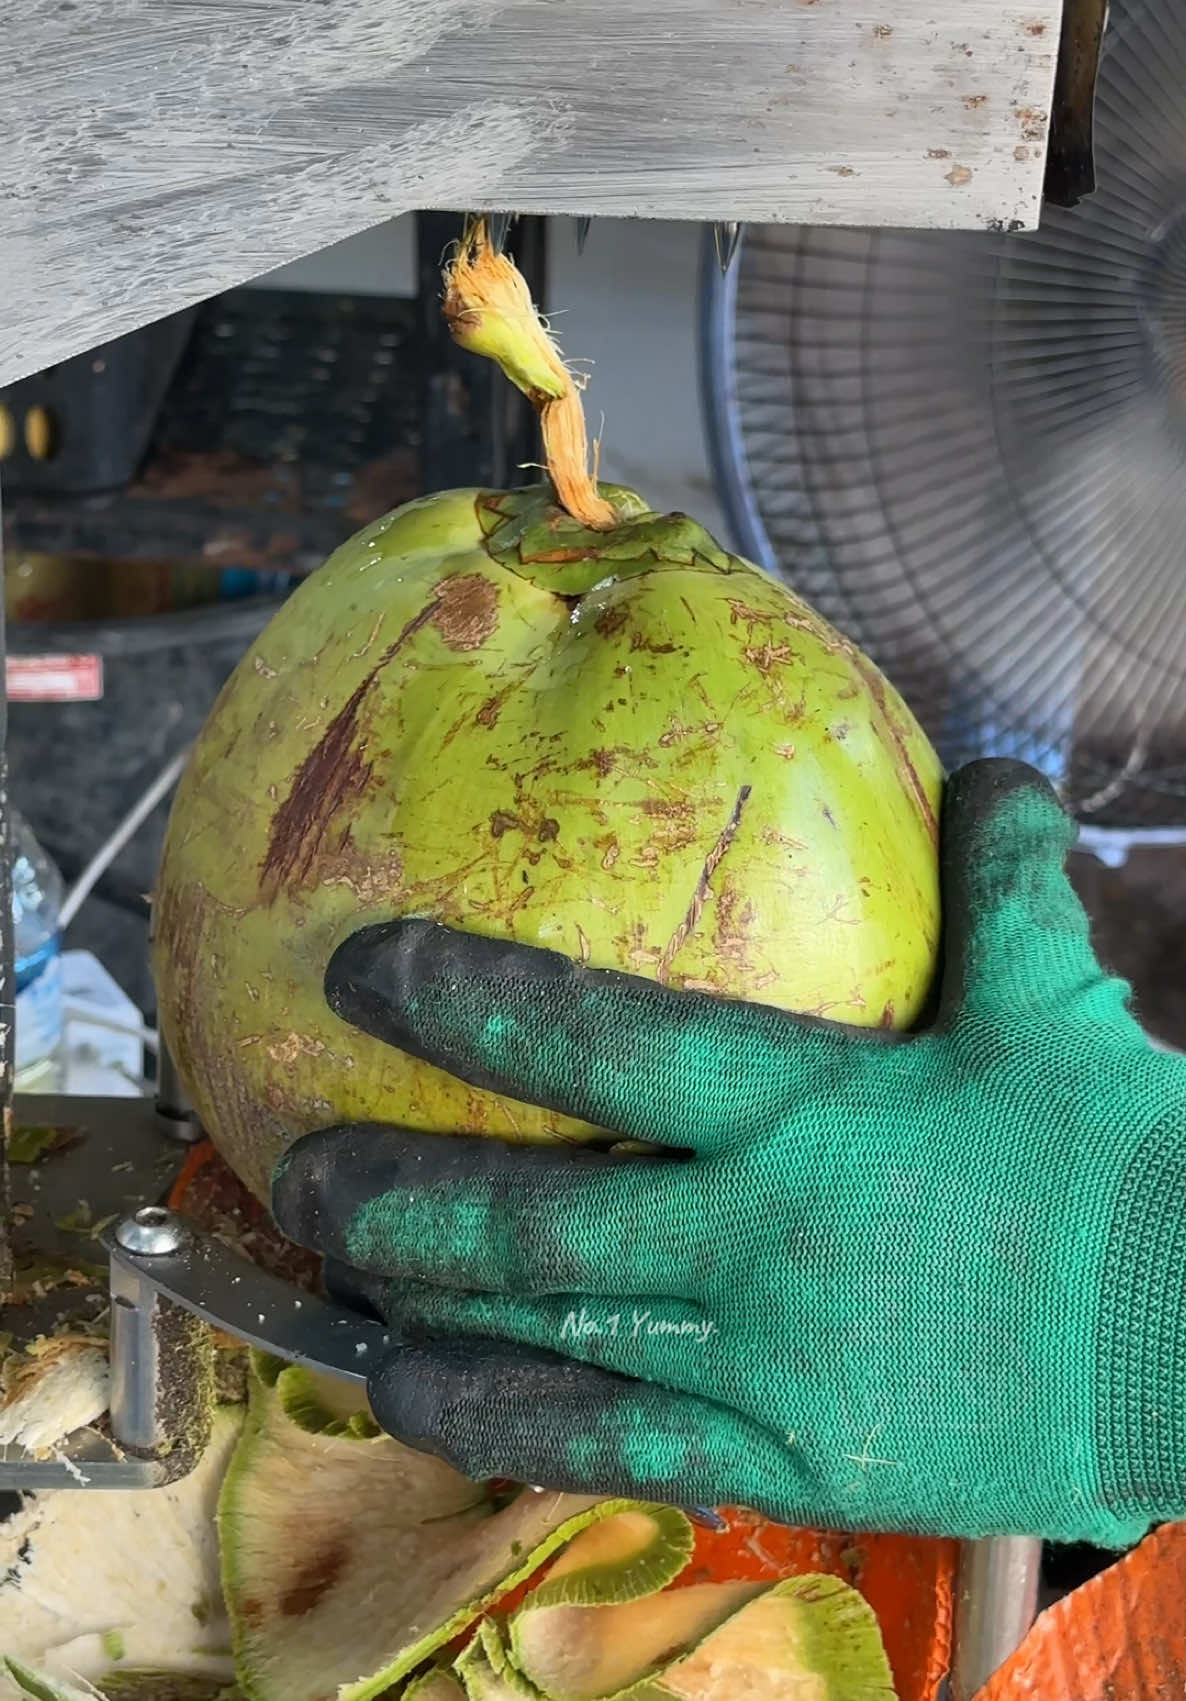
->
[713,221,742,274]
[104,1215,395,1385]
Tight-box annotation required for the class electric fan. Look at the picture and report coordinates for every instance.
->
[701,0,1186,847]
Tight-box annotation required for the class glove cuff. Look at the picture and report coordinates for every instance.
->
[1097,1101,1186,1520]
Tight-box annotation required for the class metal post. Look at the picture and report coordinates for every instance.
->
[950,1536,1043,1699]
[154,1036,202,1142]
[109,1207,190,1452]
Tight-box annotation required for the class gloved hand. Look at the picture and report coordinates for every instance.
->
[271,758,1186,1546]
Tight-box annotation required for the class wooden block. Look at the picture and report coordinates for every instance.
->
[0,0,1061,385]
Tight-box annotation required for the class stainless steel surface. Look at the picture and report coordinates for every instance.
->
[950,1536,1043,1700]
[0,1436,165,1491]
[155,1040,202,1142]
[104,1216,394,1384]
[115,1205,187,1255]
[0,1099,190,1490]
[109,1254,171,1453]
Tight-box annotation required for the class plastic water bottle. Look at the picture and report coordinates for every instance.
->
[11,807,65,1092]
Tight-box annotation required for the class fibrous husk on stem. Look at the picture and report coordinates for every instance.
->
[442,216,617,530]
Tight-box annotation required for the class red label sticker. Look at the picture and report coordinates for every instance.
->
[7,654,104,702]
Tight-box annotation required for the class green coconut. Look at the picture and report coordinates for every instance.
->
[152,227,941,1203]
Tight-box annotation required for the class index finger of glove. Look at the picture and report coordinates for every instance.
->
[271,1123,696,1298]
[325,919,867,1155]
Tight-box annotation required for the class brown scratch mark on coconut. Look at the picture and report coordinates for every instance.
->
[594,604,629,639]
[714,881,759,970]
[829,165,856,177]
[538,818,560,842]
[260,680,376,895]
[578,744,656,776]
[490,810,523,838]
[872,22,892,36]
[267,1032,327,1068]
[351,612,385,658]
[880,1001,896,1028]
[927,148,951,159]
[1023,18,1045,32]
[963,93,988,108]
[821,895,861,927]
[260,598,440,898]
[631,631,678,655]
[433,573,499,651]
[727,597,776,628]
[476,685,517,729]
[320,841,405,906]
[851,655,939,848]
[280,1537,349,1617]
[643,798,699,853]
[946,164,973,186]
[746,641,795,672]
[658,720,694,747]
[658,785,753,984]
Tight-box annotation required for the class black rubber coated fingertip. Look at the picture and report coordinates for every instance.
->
[943,756,1065,831]
[366,1340,487,1469]
[268,1126,343,1241]
[324,919,441,1048]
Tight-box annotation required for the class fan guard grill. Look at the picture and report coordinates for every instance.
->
[702,0,1186,830]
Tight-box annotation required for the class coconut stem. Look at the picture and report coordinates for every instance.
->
[442,216,618,530]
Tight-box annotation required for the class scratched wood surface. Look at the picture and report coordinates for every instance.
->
[0,0,1060,386]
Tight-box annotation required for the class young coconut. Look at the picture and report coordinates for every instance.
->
[152,217,943,1205]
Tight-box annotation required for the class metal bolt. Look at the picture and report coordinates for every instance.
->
[115,1206,187,1256]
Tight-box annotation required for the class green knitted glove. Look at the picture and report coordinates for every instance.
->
[272,758,1186,1545]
